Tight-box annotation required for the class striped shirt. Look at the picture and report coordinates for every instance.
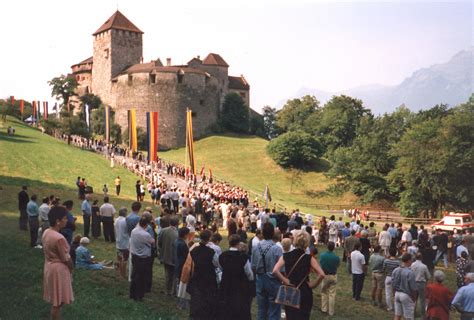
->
[383,258,400,277]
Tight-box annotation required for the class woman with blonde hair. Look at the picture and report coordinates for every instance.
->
[273,230,325,320]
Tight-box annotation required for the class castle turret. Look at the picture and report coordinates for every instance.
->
[200,53,229,108]
[91,10,143,106]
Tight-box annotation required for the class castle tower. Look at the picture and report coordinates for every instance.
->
[200,53,229,109]
[91,10,143,106]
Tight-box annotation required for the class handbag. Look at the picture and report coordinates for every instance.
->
[275,253,307,309]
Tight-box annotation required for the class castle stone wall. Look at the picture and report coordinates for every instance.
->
[113,71,220,149]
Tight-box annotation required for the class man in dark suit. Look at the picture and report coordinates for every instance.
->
[18,186,29,231]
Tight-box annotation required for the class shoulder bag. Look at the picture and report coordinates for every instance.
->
[275,253,307,309]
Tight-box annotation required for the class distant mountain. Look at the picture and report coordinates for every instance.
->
[280,49,473,114]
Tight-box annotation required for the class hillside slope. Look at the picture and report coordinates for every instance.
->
[0,117,142,202]
[159,134,356,212]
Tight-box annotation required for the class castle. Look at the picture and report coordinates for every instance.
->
[70,10,250,149]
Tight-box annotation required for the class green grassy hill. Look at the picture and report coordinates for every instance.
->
[0,117,184,319]
[0,117,460,319]
[159,134,356,213]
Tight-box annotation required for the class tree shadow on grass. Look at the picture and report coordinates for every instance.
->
[0,175,70,190]
[0,131,34,143]
[289,158,331,173]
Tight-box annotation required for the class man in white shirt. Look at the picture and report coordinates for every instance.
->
[220,201,229,228]
[130,217,155,301]
[100,196,116,242]
[351,242,366,301]
[114,207,130,278]
[401,227,412,248]
[170,189,180,213]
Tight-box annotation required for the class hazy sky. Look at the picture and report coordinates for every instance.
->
[0,0,472,110]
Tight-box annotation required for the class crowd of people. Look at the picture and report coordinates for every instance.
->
[19,180,474,319]
[15,133,474,320]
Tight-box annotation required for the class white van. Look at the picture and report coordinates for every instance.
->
[431,213,474,232]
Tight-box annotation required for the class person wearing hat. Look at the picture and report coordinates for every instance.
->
[75,237,104,270]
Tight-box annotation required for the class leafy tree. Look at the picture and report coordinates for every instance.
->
[262,106,280,139]
[326,106,413,203]
[0,98,33,120]
[267,130,323,168]
[91,105,112,136]
[441,98,474,211]
[60,115,90,141]
[249,112,265,138]
[276,95,319,132]
[313,95,372,152]
[110,123,122,144]
[79,93,102,121]
[122,126,147,150]
[48,75,78,111]
[39,118,61,135]
[389,99,474,216]
[221,92,249,133]
[88,105,122,143]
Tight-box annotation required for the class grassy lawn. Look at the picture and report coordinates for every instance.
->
[0,117,461,319]
[159,134,357,214]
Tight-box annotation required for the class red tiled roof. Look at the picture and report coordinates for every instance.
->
[71,56,93,68]
[228,76,249,90]
[202,53,229,67]
[93,10,143,36]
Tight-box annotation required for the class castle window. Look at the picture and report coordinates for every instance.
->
[177,73,184,84]
[199,99,204,106]
[150,74,156,84]
[128,75,133,85]
[192,111,197,117]
[104,49,109,59]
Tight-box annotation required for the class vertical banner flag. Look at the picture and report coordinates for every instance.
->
[185,109,196,175]
[37,101,41,120]
[32,101,37,123]
[128,109,138,152]
[104,105,111,143]
[146,112,159,162]
[85,104,90,128]
[263,185,272,208]
[20,100,24,115]
[43,102,48,120]
[10,96,14,108]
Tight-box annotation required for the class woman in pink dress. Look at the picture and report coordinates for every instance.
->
[42,206,74,319]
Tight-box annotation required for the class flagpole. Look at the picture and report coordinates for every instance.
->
[185,108,189,170]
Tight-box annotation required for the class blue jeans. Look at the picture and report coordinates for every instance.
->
[256,274,281,320]
[434,250,448,268]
